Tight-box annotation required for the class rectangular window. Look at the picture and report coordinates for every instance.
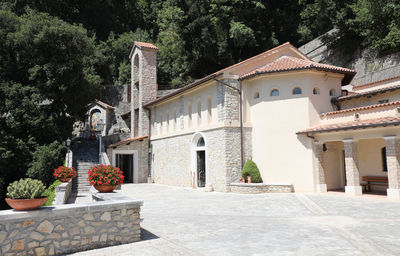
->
[188,103,192,128]
[166,111,170,133]
[197,99,202,126]
[207,96,212,123]
[378,99,389,104]
[159,113,163,135]
[173,107,177,131]
[382,147,388,172]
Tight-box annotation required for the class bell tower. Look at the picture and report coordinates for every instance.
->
[129,41,158,137]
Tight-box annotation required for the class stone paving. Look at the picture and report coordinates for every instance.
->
[70,184,400,256]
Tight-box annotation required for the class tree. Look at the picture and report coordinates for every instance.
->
[0,7,106,208]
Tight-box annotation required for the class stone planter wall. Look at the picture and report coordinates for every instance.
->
[54,180,72,205]
[230,183,294,194]
[0,199,142,256]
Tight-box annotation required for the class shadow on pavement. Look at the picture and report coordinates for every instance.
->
[141,228,159,241]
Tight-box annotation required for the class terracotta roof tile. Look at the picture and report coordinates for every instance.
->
[297,116,400,134]
[97,100,115,110]
[240,56,355,80]
[135,41,158,50]
[336,84,400,101]
[324,100,400,116]
[107,135,149,148]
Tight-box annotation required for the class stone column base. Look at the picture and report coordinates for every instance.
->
[387,188,400,200]
[204,184,214,192]
[317,184,327,193]
[345,186,362,196]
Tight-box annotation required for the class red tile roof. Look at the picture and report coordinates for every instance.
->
[325,100,400,116]
[239,56,356,81]
[353,75,400,90]
[97,100,115,110]
[107,135,149,148]
[337,84,400,101]
[297,116,400,134]
[135,41,158,50]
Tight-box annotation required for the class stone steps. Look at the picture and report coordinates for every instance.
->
[71,139,99,193]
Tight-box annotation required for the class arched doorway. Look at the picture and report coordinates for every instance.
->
[192,133,206,188]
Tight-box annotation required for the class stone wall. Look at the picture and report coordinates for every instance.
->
[150,127,243,192]
[230,183,294,194]
[54,180,72,205]
[0,199,142,256]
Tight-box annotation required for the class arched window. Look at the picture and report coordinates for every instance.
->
[329,89,336,96]
[292,87,302,95]
[313,87,320,95]
[254,91,260,99]
[197,137,205,147]
[270,89,279,96]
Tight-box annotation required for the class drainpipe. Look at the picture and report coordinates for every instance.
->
[239,80,244,169]
[213,78,244,169]
[144,106,152,181]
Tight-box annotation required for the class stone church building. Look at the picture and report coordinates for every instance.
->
[104,41,400,199]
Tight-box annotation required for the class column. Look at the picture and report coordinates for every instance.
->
[343,139,362,196]
[314,141,327,192]
[384,136,400,200]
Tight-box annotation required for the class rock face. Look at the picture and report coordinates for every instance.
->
[0,200,142,255]
[299,29,400,87]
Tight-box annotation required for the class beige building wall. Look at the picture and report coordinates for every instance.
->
[243,71,343,192]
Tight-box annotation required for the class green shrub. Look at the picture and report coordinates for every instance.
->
[241,160,262,183]
[27,141,65,186]
[42,180,62,206]
[6,178,46,199]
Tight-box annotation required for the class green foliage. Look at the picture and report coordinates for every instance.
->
[27,141,65,186]
[42,180,62,206]
[241,160,262,183]
[0,6,106,209]
[6,178,46,199]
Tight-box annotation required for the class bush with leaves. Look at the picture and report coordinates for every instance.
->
[6,178,46,199]
[27,141,66,186]
[241,160,262,183]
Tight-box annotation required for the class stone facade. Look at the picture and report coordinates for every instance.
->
[107,138,149,183]
[151,127,243,192]
[0,200,142,256]
[343,139,362,196]
[313,142,327,193]
[384,136,400,199]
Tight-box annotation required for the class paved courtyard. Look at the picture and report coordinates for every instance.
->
[71,184,400,256]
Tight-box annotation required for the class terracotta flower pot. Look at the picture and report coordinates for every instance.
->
[94,185,117,193]
[59,177,72,183]
[5,197,48,211]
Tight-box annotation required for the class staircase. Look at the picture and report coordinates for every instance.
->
[71,139,99,193]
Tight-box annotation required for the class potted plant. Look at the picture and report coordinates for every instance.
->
[53,166,77,182]
[88,164,124,193]
[241,160,262,183]
[5,178,48,211]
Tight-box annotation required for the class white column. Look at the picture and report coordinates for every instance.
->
[314,141,327,193]
[384,136,400,200]
[343,139,362,196]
